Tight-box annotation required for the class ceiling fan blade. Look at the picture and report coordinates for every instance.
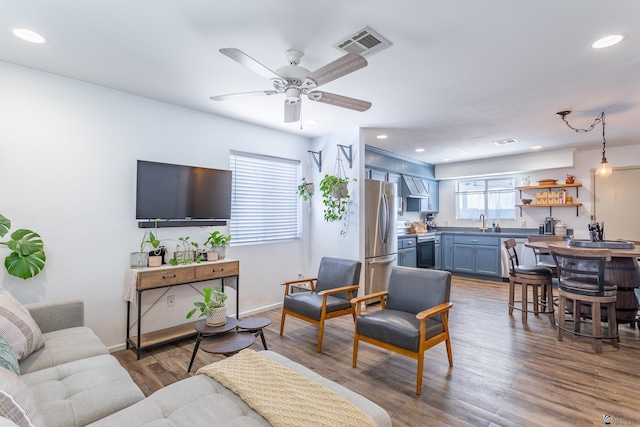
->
[219,48,286,86]
[307,91,371,112]
[284,100,301,123]
[301,53,367,89]
[210,90,279,101]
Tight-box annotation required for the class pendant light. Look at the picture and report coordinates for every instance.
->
[556,110,612,177]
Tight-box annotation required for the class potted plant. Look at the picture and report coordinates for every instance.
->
[319,174,356,236]
[169,236,202,266]
[521,176,531,187]
[297,177,314,202]
[0,213,46,279]
[144,231,164,267]
[186,286,228,326]
[204,231,231,260]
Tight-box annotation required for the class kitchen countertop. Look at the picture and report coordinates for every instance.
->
[397,227,574,239]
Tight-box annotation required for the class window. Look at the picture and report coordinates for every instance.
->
[455,178,516,220]
[229,151,301,244]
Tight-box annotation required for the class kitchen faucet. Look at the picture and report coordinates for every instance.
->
[479,214,487,231]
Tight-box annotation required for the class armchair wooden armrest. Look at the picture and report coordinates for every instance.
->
[351,291,388,305]
[281,277,317,294]
[416,302,453,321]
[317,285,359,296]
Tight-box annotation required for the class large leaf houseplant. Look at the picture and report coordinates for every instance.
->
[0,213,46,279]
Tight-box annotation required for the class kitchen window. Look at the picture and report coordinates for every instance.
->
[455,178,516,220]
[230,151,301,244]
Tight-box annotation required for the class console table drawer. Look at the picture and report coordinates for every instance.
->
[137,268,195,289]
[195,261,239,281]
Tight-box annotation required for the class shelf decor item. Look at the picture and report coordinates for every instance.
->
[320,149,356,236]
[521,176,530,187]
[565,174,576,184]
[537,179,558,186]
[204,231,231,260]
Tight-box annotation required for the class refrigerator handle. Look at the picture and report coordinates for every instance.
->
[380,193,390,243]
[369,255,397,265]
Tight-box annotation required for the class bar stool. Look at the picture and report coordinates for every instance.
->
[504,238,554,323]
[549,244,618,354]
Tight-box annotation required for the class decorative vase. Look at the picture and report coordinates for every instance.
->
[566,175,575,184]
[213,246,227,260]
[207,251,219,261]
[206,306,227,327]
[521,179,530,187]
[130,252,149,268]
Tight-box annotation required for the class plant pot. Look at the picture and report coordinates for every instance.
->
[212,246,227,260]
[304,182,315,196]
[521,180,530,187]
[130,252,149,269]
[148,255,163,267]
[206,305,227,327]
[207,251,219,261]
[332,182,349,199]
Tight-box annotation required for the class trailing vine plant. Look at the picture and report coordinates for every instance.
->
[319,151,355,236]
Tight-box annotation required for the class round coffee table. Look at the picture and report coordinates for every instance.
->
[187,317,239,372]
[237,317,271,350]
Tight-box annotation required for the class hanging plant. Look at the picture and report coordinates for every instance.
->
[297,177,314,202]
[319,151,355,236]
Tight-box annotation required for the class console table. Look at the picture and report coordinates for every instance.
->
[125,259,239,359]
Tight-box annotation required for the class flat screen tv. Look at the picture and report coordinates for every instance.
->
[136,160,232,220]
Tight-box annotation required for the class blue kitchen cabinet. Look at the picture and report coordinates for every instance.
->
[452,235,501,277]
[442,235,454,271]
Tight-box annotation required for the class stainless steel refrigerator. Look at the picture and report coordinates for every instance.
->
[364,179,398,295]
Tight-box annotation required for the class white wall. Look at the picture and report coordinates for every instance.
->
[435,144,640,240]
[0,60,320,349]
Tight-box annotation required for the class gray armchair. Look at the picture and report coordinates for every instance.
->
[351,266,453,395]
[280,257,362,352]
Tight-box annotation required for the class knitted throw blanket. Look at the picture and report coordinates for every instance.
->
[197,349,378,427]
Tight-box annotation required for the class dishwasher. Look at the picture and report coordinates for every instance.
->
[500,237,537,279]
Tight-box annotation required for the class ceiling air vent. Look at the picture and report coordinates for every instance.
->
[334,26,392,57]
[493,138,519,146]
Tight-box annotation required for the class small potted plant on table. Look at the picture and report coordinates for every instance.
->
[186,286,228,326]
[204,231,231,260]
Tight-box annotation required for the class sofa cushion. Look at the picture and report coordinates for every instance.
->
[19,327,109,375]
[0,367,45,427]
[21,354,144,427]
[0,289,44,361]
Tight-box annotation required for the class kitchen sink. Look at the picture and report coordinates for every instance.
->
[567,239,635,249]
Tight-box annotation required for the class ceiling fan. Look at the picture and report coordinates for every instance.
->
[210,48,372,123]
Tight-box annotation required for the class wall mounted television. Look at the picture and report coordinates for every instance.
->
[136,160,232,223]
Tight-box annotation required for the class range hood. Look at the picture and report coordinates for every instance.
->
[401,175,431,198]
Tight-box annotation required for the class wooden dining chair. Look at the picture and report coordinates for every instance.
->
[549,244,618,353]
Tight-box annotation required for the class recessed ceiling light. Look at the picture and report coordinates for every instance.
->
[530,145,542,150]
[12,28,47,44]
[493,138,518,146]
[591,34,624,49]
[415,148,425,152]
[441,158,451,162]
[376,134,388,139]
[304,119,318,125]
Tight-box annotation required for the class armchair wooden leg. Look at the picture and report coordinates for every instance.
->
[279,310,286,335]
[317,316,326,352]
[416,350,425,395]
[352,337,359,368]
[443,315,453,366]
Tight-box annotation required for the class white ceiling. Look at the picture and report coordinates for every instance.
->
[2,1,639,165]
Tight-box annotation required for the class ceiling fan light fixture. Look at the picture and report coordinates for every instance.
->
[591,34,624,49]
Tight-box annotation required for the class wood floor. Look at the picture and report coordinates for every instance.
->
[113,276,640,427]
